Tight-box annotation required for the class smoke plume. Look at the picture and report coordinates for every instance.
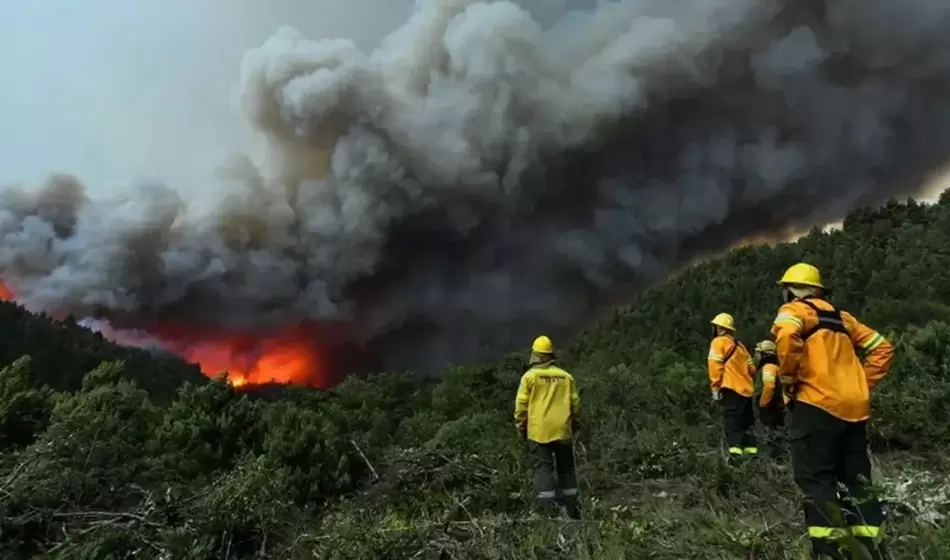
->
[2,0,950,379]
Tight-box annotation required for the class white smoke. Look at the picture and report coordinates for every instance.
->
[2,0,950,375]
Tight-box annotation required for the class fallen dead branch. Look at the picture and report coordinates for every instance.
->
[51,509,162,528]
[350,438,380,482]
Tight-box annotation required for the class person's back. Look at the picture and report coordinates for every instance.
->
[754,340,786,460]
[707,313,758,457]
[773,296,891,421]
[519,362,578,443]
[709,334,755,397]
[772,262,894,559]
[514,335,583,519]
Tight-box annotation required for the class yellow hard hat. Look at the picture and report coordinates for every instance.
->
[532,335,553,354]
[777,262,824,288]
[755,340,776,354]
[710,313,735,331]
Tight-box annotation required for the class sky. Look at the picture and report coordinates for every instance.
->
[0,0,417,193]
[1,0,945,203]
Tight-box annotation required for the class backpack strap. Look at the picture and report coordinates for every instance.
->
[722,340,740,365]
[798,298,850,341]
[785,298,852,406]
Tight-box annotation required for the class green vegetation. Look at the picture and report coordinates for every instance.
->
[3,193,950,558]
[0,305,206,399]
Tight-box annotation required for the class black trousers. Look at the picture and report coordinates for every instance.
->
[720,389,756,455]
[789,402,886,559]
[759,404,787,460]
[528,439,581,519]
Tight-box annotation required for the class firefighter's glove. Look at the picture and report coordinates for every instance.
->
[711,390,721,402]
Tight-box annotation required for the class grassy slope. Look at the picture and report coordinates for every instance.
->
[307,194,950,559]
[2,194,950,558]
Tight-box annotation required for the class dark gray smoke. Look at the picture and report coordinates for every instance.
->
[2,0,949,376]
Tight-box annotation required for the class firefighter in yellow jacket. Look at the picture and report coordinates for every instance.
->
[772,263,894,559]
[708,313,758,456]
[754,340,787,460]
[514,335,582,519]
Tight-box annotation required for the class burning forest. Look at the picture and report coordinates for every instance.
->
[3,0,950,388]
[0,282,333,388]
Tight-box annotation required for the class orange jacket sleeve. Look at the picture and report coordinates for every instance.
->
[771,303,804,387]
[842,312,895,390]
[707,337,727,393]
[758,363,778,407]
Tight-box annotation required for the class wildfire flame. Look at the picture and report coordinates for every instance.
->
[0,280,330,389]
[143,321,328,388]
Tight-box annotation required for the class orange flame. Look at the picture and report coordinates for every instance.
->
[0,279,330,389]
[0,282,13,301]
[145,321,330,388]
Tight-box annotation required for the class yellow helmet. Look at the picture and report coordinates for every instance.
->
[755,340,776,354]
[710,313,735,331]
[777,262,824,288]
[532,335,553,354]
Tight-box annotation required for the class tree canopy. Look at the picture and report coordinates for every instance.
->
[2,194,950,558]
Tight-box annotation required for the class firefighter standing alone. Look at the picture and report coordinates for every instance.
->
[707,313,758,457]
[514,335,583,519]
[772,263,894,559]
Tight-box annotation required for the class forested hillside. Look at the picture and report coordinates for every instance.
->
[3,194,950,558]
[0,305,206,400]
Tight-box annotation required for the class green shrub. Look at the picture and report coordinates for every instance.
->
[3,195,950,557]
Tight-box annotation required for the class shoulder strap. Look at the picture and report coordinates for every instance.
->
[798,298,850,341]
[722,340,740,365]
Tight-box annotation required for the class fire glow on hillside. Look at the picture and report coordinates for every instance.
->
[0,281,330,389]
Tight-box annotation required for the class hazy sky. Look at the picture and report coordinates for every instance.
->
[2,0,944,201]
[0,0,416,192]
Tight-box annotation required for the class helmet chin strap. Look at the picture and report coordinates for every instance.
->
[782,287,794,303]
[712,326,732,339]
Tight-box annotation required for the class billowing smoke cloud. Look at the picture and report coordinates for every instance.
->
[2,0,950,377]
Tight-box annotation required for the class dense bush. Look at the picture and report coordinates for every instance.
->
[2,195,950,557]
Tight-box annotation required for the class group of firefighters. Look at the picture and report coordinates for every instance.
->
[513,262,894,559]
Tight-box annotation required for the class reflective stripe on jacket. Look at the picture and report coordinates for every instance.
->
[514,362,581,443]
[771,297,894,422]
[708,335,755,397]
[759,362,780,407]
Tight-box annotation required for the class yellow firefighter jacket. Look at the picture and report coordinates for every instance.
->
[771,297,894,422]
[514,361,581,443]
[707,335,756,397]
